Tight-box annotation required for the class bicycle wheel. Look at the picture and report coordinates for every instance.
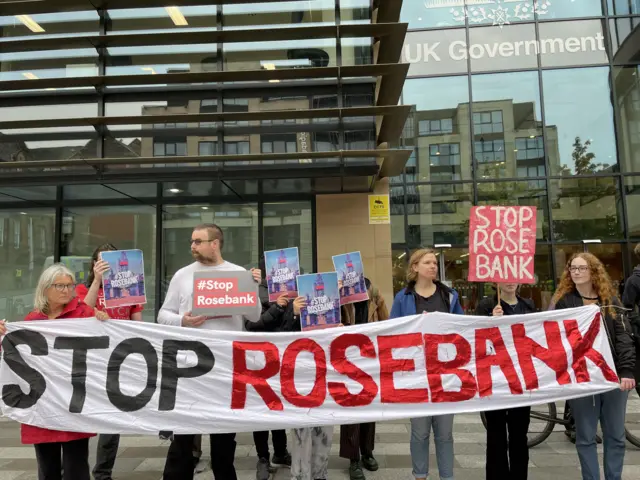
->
[480,402,557,448]
[625,386,640,448]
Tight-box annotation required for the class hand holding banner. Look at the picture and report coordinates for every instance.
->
[468,206,537,283]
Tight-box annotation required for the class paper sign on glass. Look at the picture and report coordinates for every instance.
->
[264,247,300,302]
[332,251,369,305]
[296,272,341,331]
[468,206,537,284]
[191,270,259,317]
[100,249,147,309]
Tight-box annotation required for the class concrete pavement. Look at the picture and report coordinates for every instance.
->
[1,396,640,480]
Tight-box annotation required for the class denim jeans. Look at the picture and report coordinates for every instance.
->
[570,389,628,480]
[410,415,455,480]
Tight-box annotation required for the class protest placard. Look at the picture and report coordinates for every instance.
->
[264,247,299,302]
[332,251,369,305]
[468,206,537,284]
[0,306,617,434]
[100,250,146,309]
[296,272,341,330]
[191,270,259,317]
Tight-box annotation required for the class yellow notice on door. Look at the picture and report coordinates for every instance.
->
[368,195,390,224]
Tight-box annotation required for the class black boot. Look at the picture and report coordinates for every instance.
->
[361,455,379,472]
[349,460,366,480]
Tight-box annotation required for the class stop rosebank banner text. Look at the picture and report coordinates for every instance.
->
[468,205,537,283]
[0,305,618,434]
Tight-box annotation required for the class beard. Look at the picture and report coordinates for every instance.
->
[192,251,215,265]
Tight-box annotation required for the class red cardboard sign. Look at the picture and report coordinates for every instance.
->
[468,206,537,284]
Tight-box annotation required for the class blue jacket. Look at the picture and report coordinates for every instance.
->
[390,281,464,318]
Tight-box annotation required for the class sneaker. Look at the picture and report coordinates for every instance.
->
[349,460,366,480]
[194,458,208,474]
[361,455,379,472]
[271,451,292,468]
[256,457,270,480]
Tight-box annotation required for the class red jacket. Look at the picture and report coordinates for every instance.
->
[21,297,97,445]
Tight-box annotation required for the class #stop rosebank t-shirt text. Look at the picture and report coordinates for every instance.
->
[76,284,143,320]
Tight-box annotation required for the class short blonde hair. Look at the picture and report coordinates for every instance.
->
[407,248,437,284]
[34,264,75,314]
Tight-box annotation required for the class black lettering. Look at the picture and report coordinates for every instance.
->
[159,340,215,411]
[1,331,48,409]
[54,336,110,413]
[107,338,158,412]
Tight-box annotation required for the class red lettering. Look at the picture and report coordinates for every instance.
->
[280,339,326,408]
[512,322,571,390]
[378,334,429,403]
[564,313,618,383]
[328,333,378,407]
[424,334,476,402]
[231,342,282,410]
[475,327,523,397]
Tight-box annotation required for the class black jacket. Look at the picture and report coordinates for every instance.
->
[244,281,293,332]
[623,267,640,313]
[475,295,536,317]
[554,291,636,380]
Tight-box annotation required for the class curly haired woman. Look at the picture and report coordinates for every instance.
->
[551,252,636,480]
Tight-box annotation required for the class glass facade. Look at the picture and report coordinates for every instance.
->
[396,1,640,311]
[0,1,407,322]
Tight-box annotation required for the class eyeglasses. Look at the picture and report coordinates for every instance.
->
[569,266,589,273]
[190,239,215,246]
[52,283,76,292]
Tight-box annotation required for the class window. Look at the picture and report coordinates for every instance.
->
[261,134,297,154]
[153,140,187,157]
[224,142,250,155]
[198,142,217,156]
[263,202,313,274]
[62,205,157,321]
[12,220,20,249]
[516,137,545,161]
[475,139,505,164]
[432,201,457,214]
[39,226,47,251]
[473,111,503,134]
[429,143,460,167]
[419,118,453,136]
[543,68,616,174]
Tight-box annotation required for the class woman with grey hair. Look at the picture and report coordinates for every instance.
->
[20,263,97,480]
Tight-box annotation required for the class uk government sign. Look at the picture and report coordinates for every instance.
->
[402,19,608,76]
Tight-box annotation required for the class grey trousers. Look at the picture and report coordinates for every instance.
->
[290,427,333,480]
[92,434,120,480]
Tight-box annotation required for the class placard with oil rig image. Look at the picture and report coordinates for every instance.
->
[100,249,147,309]
[332,251,369,305]
[296,272,341,331]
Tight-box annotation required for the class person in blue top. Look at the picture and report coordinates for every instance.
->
[390,248,463,480]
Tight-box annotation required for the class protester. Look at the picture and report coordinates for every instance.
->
[75,244,143,480]
[20,264,97,480]
[246,260,292,480]
[552,252,636,480]
[476,284,535,480]
[339,277,388,480]
[281,295,333,480]
[157,223,260,480]
[622,243,640,382]
[390,248,464,480]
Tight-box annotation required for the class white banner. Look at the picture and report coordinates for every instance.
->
[0,305,620,435]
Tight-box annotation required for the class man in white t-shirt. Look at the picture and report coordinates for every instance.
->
[159,223,261,480]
